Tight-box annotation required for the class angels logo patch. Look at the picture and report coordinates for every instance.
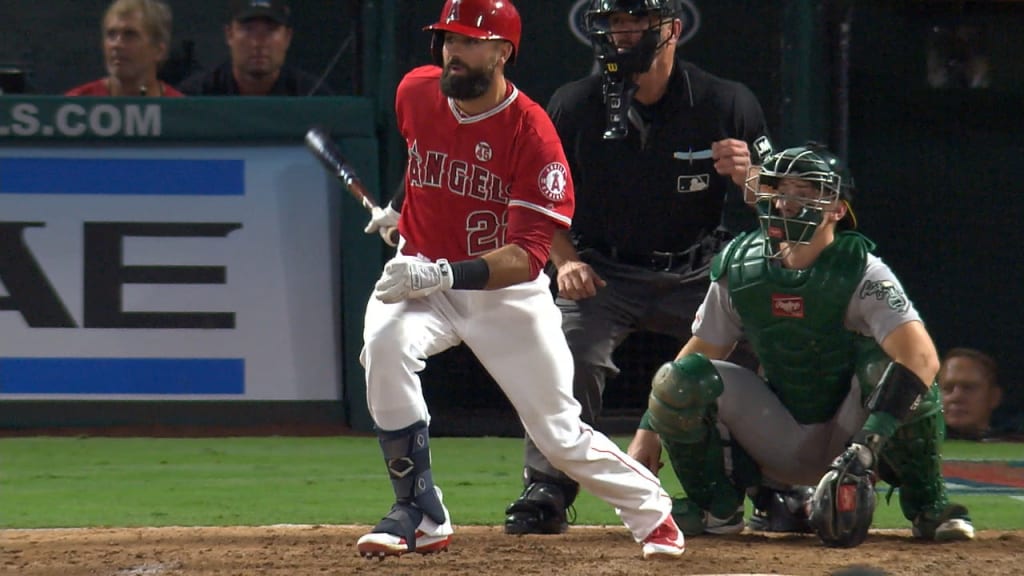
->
[539,162,569,202]
[772,294,804,318]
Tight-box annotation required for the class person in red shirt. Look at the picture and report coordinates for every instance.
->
[355,0,684,562]
[66,0,183,97]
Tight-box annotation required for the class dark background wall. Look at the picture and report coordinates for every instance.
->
[0,0,360,95]
[2,0,1021,434]
[846,1,1024,430]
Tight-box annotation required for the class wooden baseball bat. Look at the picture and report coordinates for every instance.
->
[304,127,399,246]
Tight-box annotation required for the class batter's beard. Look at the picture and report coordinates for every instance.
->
[440,61,494,100]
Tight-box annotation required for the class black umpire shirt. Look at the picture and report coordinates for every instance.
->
[547,55,772,256]
[177,61,335,96]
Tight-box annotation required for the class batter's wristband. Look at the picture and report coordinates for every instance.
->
[450,258,490,290]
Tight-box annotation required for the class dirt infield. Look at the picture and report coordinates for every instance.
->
[3,525,1019,576]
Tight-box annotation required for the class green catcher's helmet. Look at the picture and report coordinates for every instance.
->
[743,143,857,259]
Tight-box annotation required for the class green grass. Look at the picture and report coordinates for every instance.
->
[0,436,1020,530]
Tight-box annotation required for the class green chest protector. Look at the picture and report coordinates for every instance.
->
[712,231,877,424]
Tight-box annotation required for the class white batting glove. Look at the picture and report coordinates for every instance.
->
[364,204,400,247]
[374,257,453,303]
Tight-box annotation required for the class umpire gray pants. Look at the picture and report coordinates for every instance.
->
[523,249,720,483]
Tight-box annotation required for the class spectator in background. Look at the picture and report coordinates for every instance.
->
[66,0,184,97]
[177,0,333,96]
[938,348,1001,440]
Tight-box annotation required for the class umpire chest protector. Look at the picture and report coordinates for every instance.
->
[713,231,876,424]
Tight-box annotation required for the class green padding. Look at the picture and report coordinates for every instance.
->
[648,354,723,443]
[878,387,950,523]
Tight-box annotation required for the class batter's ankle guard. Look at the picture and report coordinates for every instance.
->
[377,421,447,526]
[372,502,425,552]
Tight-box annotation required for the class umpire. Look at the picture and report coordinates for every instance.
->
[503,0,774,534]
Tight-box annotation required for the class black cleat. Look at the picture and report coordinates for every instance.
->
[503,482,570,535]
[747,486,814,533]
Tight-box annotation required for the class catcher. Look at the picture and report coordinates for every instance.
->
[627,143,975,546]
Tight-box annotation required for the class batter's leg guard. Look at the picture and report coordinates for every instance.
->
[877,386,974,541]
[649,355,745,534]
[362,422,448,553]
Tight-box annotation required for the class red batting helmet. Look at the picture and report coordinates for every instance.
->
[425,0,522,65]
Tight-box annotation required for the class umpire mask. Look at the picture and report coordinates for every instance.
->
[585,0,681,76]
[744,144,855,259]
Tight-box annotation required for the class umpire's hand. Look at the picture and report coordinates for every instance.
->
[556,260,607,300]
[711,138,752,188]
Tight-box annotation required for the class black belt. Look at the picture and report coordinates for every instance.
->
[592,243,704,272]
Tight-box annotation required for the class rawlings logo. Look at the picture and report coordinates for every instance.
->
[837,483,858,512]
[538,162,569,202]
[859,279,909,313]
[772,294,804,318]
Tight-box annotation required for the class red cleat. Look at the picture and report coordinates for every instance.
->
[642,514,686,560]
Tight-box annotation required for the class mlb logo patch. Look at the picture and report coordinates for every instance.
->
[677,174,710,193]
[772,294,804,318]
[754,136,774,160]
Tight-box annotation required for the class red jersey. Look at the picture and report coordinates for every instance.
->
[396,65,574,267]
[65,79,184,97]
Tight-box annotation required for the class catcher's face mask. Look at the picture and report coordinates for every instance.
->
[744,147,847,259]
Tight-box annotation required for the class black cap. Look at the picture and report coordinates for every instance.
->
[230,0,290,25]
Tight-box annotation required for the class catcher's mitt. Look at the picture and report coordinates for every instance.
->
[809,443,877,548]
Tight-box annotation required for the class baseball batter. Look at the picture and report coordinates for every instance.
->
[628,144,975,546]
[356,0,683,561]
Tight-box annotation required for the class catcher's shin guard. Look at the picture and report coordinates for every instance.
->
[650,355,744,527]
[373,421,447,551]
[662,427,745,530]
[876,385,972,539]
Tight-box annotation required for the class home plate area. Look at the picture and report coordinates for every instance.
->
[4,524,1021,576]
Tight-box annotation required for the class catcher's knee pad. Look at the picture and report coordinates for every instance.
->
[377,421,446,526]
[648,353,724,443]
